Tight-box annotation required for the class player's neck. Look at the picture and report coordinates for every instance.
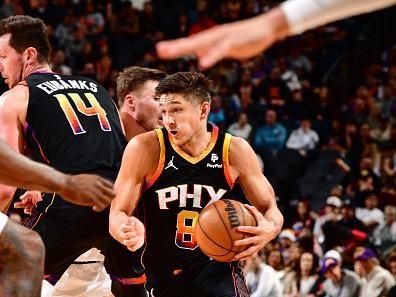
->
[120,111,147,141]
[180,122,211,157]
[23,63,52,79]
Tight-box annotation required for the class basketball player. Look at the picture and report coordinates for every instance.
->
[28,66,168,297]
[0,15,141,297]
[118,66,166,139]
[156,0,396,68]
[110,72,283,296]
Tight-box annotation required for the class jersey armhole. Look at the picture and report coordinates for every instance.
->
[145,129,165,190]
[223,133,234,189]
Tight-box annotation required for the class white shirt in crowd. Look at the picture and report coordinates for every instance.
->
[227,122,252,140]
[356,207,385,229]
[286,128,319,150]
[245,263,283,297]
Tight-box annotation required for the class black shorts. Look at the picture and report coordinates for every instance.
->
[145,261,249,297]
[23,194,145,285]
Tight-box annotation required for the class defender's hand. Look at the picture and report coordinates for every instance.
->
[59,174,116,212]
[14,191,42,215]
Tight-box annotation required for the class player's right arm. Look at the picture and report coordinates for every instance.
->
[109,131,159,251]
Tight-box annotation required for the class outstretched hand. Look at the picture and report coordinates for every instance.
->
[156,9,288,69]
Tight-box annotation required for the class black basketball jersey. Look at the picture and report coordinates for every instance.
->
[24,72,126,179]
[141,124,234,279]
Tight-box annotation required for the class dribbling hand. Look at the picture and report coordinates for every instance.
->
[233,204,276,261]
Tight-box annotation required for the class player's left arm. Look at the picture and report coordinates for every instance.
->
[228,136,283,260]
[0,86,28,212]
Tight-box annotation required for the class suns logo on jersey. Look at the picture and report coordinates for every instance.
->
[156,184,227,210]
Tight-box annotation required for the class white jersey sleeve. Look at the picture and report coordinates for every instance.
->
[281,0,396,35]
[0,212,8,234]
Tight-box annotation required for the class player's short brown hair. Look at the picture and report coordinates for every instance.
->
[155,72,213,104]
[116,66,167,105]
[0,15,50,63]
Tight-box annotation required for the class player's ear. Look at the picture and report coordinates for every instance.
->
[23,47,38,65]
[125,94,136,111]
[200,101,210,119]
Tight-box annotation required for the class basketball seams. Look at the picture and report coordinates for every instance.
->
[235,201,247,254]
[213,200,234,249]
[197,216,236,254]
[197,199,256,262]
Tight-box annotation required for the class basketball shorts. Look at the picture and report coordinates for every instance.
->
[146,261,249,297]
[23,194,146,286]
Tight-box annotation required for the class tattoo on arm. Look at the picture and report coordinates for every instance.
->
[0,220,44,297]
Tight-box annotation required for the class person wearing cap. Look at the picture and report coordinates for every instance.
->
[278,229,297,266]
[354,247,395,297]
[313,196,343,249]
[321,251,361,297]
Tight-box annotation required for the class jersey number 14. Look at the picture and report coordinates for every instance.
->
[54,93,111,135]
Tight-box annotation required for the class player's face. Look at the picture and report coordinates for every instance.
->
[0,34,24,88]
[159,93,205,146]
[134,80,162,130]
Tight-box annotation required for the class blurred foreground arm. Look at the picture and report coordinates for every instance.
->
[157,0,396,68]
[0,213,44,297]
[0,139,115,212]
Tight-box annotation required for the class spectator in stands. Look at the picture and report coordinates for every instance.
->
[286,118,319,156]
[370,116,393,148]
[255,66,290,113]
[189,0,217,36]
[267,249,285,274]
[208,95,226,129]
[278,57,301,92]
[54,10,75,49]
[356,192,385,236]
[322,198,368,253]
[283,251,320,297]
[51,49,72,75]
[244,254,283,297]
[279,229,297,263]
[290,199,317,236]
[373,205,396,254]
[321,251,361,297]
[227,112,253,140]
[354,247,395,297]
[386,253,396,280]
[254,109,287,160]
[313,196,343,247]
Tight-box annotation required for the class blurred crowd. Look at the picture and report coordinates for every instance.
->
[1,0,395,296]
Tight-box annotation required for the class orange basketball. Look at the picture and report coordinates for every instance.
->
[196,199,257,262]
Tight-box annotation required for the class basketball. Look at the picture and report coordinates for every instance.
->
[196,199,257,262]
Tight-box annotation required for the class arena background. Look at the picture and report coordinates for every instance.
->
[0,1,395,296]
